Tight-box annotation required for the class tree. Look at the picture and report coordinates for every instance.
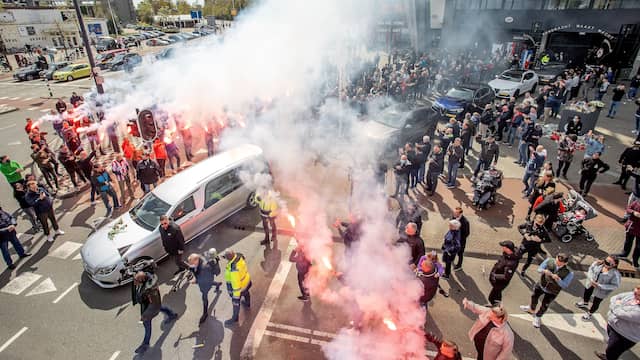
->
[176,0,191,14]
[136,0,154,24]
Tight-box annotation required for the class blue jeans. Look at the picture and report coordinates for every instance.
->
[608,101,620,117]
[417,163,425,184]
[142,306,175,345]
[394,175,407,196]
[447,161,459,186]
[636,114,640,132]
[100,187,120,212]
[629,87,638,99]
[1,232,26,266]
[474,159,490,177]
[518,141,528,164]
[409,168,419,188]
[141,182,157,194]
[507,127,517,145]
[522,170,537,195]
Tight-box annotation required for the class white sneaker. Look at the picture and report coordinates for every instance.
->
[533,316,541,328]
[520,305,534,314]
[55,229,65,235]
[47,235,55,242]
[575,301,587,309]
[582,313,592,320]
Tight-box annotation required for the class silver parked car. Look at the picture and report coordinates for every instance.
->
[81,144,267,288]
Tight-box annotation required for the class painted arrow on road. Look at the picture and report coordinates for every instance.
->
[511,313,607,341]
[25,278,57,296]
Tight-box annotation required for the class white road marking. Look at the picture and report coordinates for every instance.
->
[48,241,83,259]
[0,272,42,295]
[7,141,21,146]
[24,97,33,101]
[268,322,336,339]
[0,123,16,130]
[511,313,607,341]
[25,278,57,296]
[9,97,19,100]
[52,282,78,304]
[107,350,120,360]
[0,327,28,353]
[0,96,8,99]
[39,108,50,113]
[27,107,38,111]
[240,238,297,358]
[72,253,82,260]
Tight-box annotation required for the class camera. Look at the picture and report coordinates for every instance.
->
[118,257,157,283]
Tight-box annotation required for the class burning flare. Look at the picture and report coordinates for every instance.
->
[322,256,333,270]
[287,214,296,228]
[383,318,397,331]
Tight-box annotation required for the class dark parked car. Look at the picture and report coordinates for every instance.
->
[360,106,438,161]
[109,53,142,72]
[40,61,71,80]
[14,65,43,81]
[432,84,495,119]
[535,62,567,84]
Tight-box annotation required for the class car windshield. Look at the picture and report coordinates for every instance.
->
[129,193,171,230]
[499,71,523,81]
[111,54,125,62]
[446,88,473,101]
[58,66,73,72]
[374,109,405,129]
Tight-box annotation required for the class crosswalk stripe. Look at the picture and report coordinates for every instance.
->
[0,96,8,99]
[9,97,19,100]
[39,108,50,113]
[27,107,38,111]
[0,272,42,295]
[24,97,33,100]
[48,241,83,260]
[25,278,57,296]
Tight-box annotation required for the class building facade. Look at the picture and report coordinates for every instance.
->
[409,0,640,77]
[0,7,107,51]
[108,0,136,25]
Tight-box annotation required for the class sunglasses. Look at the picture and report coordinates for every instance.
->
[604,261,614,267]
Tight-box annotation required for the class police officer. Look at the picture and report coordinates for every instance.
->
[488,241,521,305]
[223,249,252,325]
[255,190,278,246]
[187,251,222,324]
[132,271,177,354]
[159,215,188,274]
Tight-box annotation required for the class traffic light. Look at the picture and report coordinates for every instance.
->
[127,119,140,137]
[137,109,157,141]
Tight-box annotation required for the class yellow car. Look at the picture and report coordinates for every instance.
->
[53,63,91,82]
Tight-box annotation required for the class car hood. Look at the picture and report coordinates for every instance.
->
[81,212,152,268]
[435,96,466,108]
[361,120,399,140]
[488,78,520,89]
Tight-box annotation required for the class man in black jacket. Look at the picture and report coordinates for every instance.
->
[579,152,610,196]
[136,153,161,194]
[565,115,583,136]
[0,207,31,270]
[392,154,410,198]
[76,150,97,202]
[289,244,312,301]
[187,252,222,323]
[397,222,425,268]
[425,145,444,196]
[132,271,177,354]
[452,207,470,271]
[24,180,64,242]
[613,141,640,190]
[473,135,500,179]
[519,214,551,275]
[58,145,85,187]
[488,241,521,304]
[159,215,188,274]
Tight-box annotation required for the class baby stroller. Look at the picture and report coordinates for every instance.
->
[472,166,503,210]
[553,189,597,243]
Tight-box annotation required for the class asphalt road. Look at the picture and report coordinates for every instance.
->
[1,60,640,359]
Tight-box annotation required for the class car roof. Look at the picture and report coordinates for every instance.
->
[153,144,263,204]
[455,83,488,90]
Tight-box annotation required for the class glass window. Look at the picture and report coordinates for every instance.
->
[544,0,567,9]
[620,0,640,8]
[566,0,591,8]
[510,0,543,9]
[129,193,171,231]
[483,0,504,8]
[172,196,195,220]
[204,170,243,208]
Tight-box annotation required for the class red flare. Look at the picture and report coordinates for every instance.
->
[322,257,333,271]
[383,318,397,331]
[287,214,296,228]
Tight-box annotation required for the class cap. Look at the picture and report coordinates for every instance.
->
[499,240,516,251]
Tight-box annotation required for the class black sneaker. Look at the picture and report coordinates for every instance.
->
[259,239,269,245]
[8,264,16,270]
[594,351,607,360]
[19,253,32,258]
[297,295,310,302]
[453,265,463,272]
[224,318,238,326]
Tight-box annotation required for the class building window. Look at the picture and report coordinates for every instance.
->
[509,0,543,9]
[484,0,504,8]
[544,0,568,9]
[621,0,640,8]
[456,0,482,9]
[592,0,622,8]
[566,0,591,8]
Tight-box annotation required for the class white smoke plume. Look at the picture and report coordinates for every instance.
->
[41,0,429,358]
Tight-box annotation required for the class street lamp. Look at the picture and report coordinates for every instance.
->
[71,0,104,94]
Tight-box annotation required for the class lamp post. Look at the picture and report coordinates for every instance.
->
[105,0,119,36]
[71,0,104,94]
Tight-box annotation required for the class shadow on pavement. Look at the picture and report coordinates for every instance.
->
[540,325,582,360]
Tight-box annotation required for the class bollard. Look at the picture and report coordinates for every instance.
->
[44,77,53,98]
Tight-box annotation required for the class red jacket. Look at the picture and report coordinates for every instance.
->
[122,139,134,160]
[625,201,640,237]
[153,141,167,160]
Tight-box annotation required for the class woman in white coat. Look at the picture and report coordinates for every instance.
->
[463,298,514,360]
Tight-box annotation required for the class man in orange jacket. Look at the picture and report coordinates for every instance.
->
[152,138,168,178]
